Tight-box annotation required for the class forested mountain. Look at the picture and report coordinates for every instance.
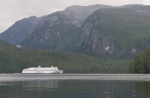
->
[75,7,150,58]
[0,41,128,73]
[1,4,150,59]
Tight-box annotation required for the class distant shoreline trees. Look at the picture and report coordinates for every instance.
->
[129,49,150,73]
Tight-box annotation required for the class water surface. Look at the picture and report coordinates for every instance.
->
[0,74,150,98]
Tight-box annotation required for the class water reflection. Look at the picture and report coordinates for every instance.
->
[0,81,59,98]
[22,80,58,91]
[134,82,150,98]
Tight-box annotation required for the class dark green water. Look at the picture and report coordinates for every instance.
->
[0,74,150,98]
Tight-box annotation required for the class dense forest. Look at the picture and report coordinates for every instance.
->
[128,49,150,73]
[0,41,129,73]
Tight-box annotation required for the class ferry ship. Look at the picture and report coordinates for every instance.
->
[22,66,63,74]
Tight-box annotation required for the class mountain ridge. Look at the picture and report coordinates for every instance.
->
[1,4,150,59]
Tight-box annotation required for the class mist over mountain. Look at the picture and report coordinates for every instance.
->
[64,4,111,27]
[1,4,150,59]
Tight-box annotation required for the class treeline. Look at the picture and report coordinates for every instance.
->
[0,41,129,73]
[128,49,150,73]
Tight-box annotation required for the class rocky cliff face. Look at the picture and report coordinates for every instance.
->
[21,11,79,50]
[78,12,115,55]
[76,7,150,58]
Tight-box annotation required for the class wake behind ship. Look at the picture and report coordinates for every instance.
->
[22,66,63,74]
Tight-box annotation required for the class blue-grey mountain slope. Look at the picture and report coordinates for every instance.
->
[0,16,39,45]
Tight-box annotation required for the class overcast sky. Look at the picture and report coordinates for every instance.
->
[0,0,149,33]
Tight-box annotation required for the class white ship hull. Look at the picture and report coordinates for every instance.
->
[22,70,63,74]
[22,66,63,74]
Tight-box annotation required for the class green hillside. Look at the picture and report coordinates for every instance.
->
[0,41,129,73]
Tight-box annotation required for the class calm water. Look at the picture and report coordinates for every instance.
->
[0,74,150,98]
